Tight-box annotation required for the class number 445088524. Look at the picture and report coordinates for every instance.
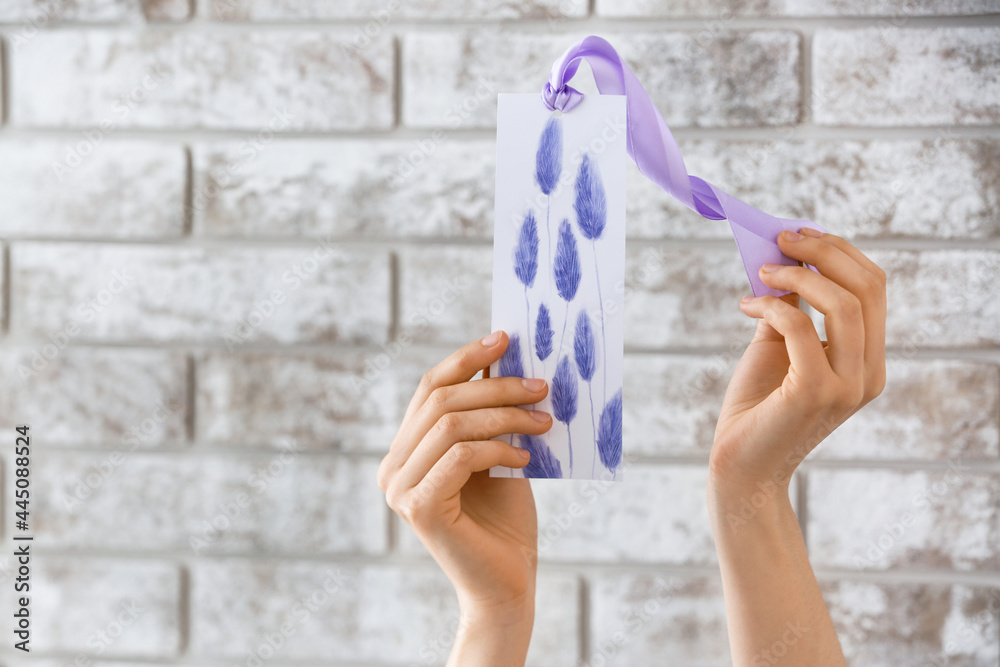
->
[14,425,29,531]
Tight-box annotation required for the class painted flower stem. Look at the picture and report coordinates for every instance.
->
[567,424,574,477]
[524,287,535,376]
[588,382,597,477]
[592,240,607,404]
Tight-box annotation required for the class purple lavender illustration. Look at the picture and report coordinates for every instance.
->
[597,388,623,478]
[513,210,539,375]
[498,332,524,379]
[551,354,578,477]
[535,116,563,270]
[535,303,553,366]
[519,433,563,479]
[553,219,581,357]
[574,153,608,402]
[574,310,599,476]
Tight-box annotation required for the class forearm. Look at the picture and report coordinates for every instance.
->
[446,602,535,667]
[708,476,846,667]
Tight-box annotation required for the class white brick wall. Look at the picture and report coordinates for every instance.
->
[0,2,997,666]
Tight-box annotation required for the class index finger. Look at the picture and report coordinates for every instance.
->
[402,330,510,424]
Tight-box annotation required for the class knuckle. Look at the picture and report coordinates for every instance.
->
[418,370,437,395]
[384,484,405,514]
[388,486,425,525]
[450,441,475,465]
[832,380,864,411]
[778,308,814,334]
[435,412,461,436]
[427,385,450,411]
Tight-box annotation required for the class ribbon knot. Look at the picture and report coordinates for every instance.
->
[541,81,584,113]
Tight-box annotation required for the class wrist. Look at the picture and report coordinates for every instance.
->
[707,471,796,535]
[449,597,534,667]
[457,589,535,630]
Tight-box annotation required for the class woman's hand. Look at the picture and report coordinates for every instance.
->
[711,227,887,489]
[708,228,886,667]
[376,331,550,666]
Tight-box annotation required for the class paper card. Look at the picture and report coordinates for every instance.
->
[489,93,627,481]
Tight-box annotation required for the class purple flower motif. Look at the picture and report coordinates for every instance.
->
[576,310,600,475]
[551,354,578,476]
[535,303,553,363]
[498,333,524,379]
[535,116,562,196]
[519,434,563,479]
[573,311,596,382]
[551,355,578,424]
[575,154,609,402]
[513,210,539,288]
[554,219,580,303]
[574,153,607,241]
[597,389,623,474]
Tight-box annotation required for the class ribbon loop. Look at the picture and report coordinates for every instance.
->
[542,36,824,298]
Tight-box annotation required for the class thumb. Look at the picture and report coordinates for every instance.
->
[748,292,800,343]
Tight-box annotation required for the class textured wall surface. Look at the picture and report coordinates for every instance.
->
[0,1,998,666]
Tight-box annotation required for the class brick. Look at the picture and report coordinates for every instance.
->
[10,242,391,345]
[589,573,729,665]
[403,31,800,128]
[624,246,755,349]
[12,31,392,130]
[189,561,580,665]
[0,140,186,238]
[631,139,1000,241]
[530,465,716,564]
[0,0,190,22]
[807,468,1000,571]
[806,139,1000,239]
[624,354,734,457]
[814,27,1000,126]
[196,352,401,451]
[208,0,587,20]
[192,140,495,239]
[190,137,1000,242]
[815,359,999,460]
[0,348,187,447]
[25,452,386,554]
[597,0,998,16]
[398,246,489,345]
[871,249,1000,348]
[0,559,180,656]
[823,581,1000,666]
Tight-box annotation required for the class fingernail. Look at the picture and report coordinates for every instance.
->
[522,378,546,391]
[799,226,823,238]
[529,410,550,422]
[481,330,502,346]
[760,263,783,273]
[780,230,803,242]
[740,295,753,303]
[518,448,531,459]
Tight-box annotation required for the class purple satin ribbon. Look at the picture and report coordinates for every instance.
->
[541,36,824,298]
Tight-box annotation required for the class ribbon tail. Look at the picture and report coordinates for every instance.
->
[711,187,826,297]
